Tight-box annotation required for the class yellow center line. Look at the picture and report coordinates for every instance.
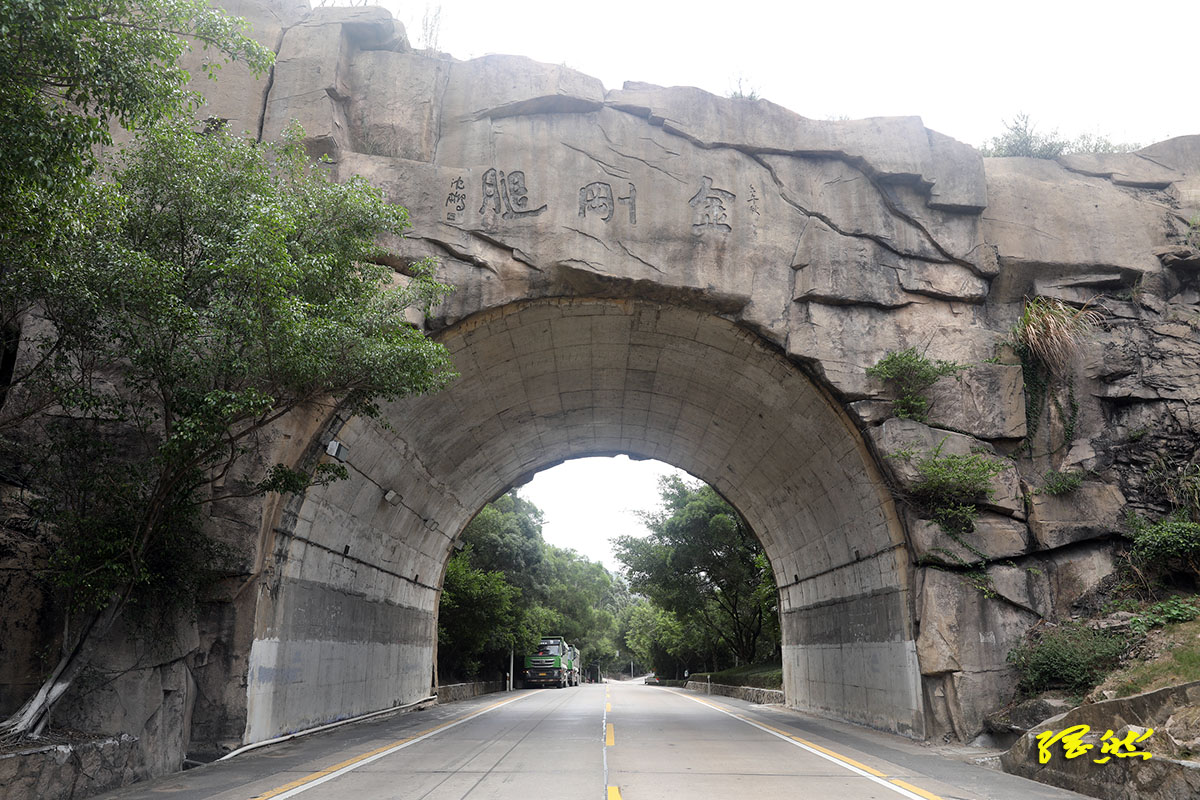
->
[607,786,623,800]
[606,722,616,746]
[890,779,944,800]
[606,702,612,712]
[250,692,538,799]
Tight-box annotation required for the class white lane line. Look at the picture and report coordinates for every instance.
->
[256,691,540,800]
[668,690,939,800]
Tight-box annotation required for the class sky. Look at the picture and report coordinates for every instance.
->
[379,0,1200,149]
[515,456,685,570]
[358,0,1199,569]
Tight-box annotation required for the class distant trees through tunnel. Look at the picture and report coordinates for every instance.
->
[437,460,780,686]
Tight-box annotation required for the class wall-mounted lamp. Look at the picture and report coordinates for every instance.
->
[384,489,402,506]
[325,440,349,462]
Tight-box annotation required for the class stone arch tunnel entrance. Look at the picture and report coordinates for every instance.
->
[249,297,924,745]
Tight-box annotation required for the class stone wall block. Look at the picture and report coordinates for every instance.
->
[262,18,357,152]
[1002,682,1200,800]
[604,85,987,211]
[178,0,309,138]
[907,511,1030,564]
[983,157,1170,303]
[1027,542,1118,618]
[925,364,1027,441]
[915,568,1038,738]
[1027,482,1126,550]
[870,417,1024,518]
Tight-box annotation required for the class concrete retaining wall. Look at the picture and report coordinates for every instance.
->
[436,681,506,704]
[684,681,785,705]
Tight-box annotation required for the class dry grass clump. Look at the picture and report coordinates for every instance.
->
[1011,296,1104,375]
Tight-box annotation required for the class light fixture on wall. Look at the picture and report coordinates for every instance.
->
[325,439,349,462]
[384,489,402,506]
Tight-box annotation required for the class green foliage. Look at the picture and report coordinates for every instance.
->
[1147,458,1200,521]
[438,490,630,682]
[727,77,760,101]
[690,661,783,691]
[0,0,274,302]
[1108,617,1200,698]
[1042,469,1084,496]
[910,442,1006,535]
[1128,512,1200,579]
[9,119,455,614]
[866,347,965,421]
[1012,297,1104,377]
[981,114,1140,158]
[438,550,521,679]
[1129,596,1200,635]
[1007,622,1127,695]
[614,476,777,666]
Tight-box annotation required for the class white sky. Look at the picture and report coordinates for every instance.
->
[364,0,1197,568]
[380,0,1199,149]
[516,456,685,570]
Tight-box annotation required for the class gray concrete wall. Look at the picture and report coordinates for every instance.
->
[241,299,924,741]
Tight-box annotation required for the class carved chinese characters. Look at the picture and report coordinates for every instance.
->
[578,181,636,224]
[480,168,547,220]
[439,166,750,238]
[444,177,466,222]
[689,176,735,234]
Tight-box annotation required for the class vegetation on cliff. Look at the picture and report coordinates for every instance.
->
[1,120,454,739]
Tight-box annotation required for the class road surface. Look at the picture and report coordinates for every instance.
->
[99,682,1090,799]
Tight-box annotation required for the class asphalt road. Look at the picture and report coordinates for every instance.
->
[97,682,1093,800]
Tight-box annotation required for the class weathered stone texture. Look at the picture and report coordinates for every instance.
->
[869,417,1024,518]
[1002,682,1200,800]
[49,615,199,783]
[983,157,1175,302]
[924,364,1027,440]
[906,512,1030,564]
[916,569,1039,740]
[0,736,139,800]
[1027,482,1127,550]
[9,2,1200,791]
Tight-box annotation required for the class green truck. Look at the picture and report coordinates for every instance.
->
[521,636,580,688]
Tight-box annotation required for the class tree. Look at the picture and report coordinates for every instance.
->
[1,0,274,442]
[438,550,521,679]
[0,119,455,739]
[980,113,1139,158]
[438,490,625,681]
[614,476,776,665]
[1,0,272,197]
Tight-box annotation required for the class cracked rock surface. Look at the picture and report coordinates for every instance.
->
[14,2,1198,793]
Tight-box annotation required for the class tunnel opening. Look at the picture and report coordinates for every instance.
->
[437,456,783,689]
[251,297,924,744]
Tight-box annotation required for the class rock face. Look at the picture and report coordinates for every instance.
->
[4,0,1200,794]
[1002,682,1200,800]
